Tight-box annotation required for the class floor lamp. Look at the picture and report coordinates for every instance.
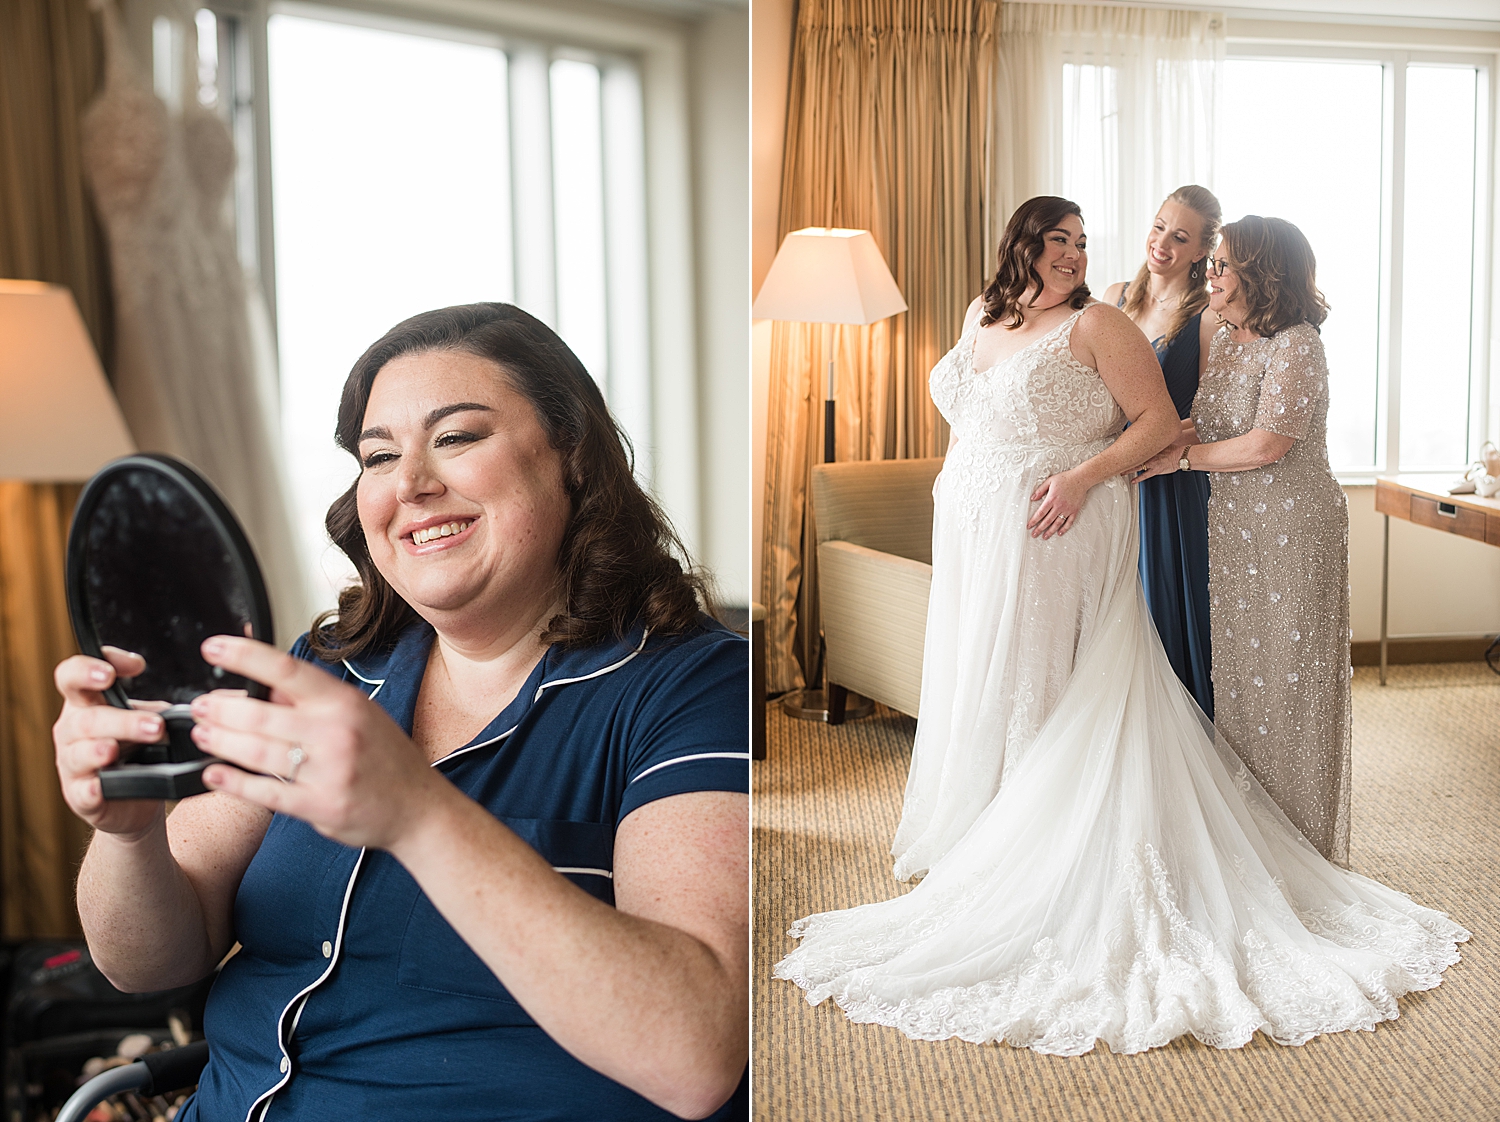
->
[752,228,907,722]
[0,280,135,935]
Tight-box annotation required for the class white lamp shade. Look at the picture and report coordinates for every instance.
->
[751,227,908,325]
[0,280,135,480]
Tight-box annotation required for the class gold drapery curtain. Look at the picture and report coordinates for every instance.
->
[0,0,109,939]
[760,0,998,693]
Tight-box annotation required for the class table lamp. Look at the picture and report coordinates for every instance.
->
[752,227,906,721]
[0,280,134,479]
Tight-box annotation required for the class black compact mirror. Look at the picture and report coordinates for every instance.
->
[66,454,273,800]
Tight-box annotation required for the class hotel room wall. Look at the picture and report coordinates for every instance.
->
[690,5,751,608]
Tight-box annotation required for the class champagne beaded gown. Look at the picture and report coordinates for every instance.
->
[774,305,1466,1054]
[1194,324,1350,865]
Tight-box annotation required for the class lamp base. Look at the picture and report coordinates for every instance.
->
[779,687,874,725]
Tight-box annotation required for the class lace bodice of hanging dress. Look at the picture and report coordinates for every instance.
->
[80,0,310,635]
[775,304,1467,1055]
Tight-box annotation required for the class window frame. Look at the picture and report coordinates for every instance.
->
[186,0,703,540]
[1225,39,1495,482]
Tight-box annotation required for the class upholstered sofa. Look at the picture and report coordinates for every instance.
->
[811,457,943,722]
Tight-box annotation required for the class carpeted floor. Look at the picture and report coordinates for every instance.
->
[752,663,1500,1121]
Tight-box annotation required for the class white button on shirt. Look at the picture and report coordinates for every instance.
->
[279,1056,290,1074]
[321,941,332,958]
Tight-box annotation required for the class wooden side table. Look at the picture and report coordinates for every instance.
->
[1373,473,1500,684]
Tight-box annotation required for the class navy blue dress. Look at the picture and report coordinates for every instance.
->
[1131,305,1214,718]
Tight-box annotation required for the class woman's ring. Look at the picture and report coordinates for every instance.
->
[285,744,307,783]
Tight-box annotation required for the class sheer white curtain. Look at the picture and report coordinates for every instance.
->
[990,4,1223,289]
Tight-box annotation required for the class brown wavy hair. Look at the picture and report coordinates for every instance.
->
[980,196,1091,328]
[1218,215,1330,338]
[1121,184,1222,344]
[306,303,711,662]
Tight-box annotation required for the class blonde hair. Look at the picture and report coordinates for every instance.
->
[1121,185,1222,344]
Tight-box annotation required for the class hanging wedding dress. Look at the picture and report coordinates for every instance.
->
[79,0,312,638]
[775,306,1467,1054]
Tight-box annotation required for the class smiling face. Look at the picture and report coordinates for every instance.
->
[355,349,570,637]
[1207,245,1245,323]
[1145,200,1208,282]
[1033,213,1087,305]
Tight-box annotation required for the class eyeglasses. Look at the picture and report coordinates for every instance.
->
[1206,256,1232,277]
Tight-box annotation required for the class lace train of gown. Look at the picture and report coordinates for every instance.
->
[774,306,1468,1055]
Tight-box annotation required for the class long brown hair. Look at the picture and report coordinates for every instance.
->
[1219,215,1330,338]
[1121,184,1222,344]
[306,303,711,662]
[980,196,1091,328]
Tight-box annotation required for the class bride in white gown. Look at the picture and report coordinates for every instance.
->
[774,197,1467,1055]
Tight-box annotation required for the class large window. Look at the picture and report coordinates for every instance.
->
[1218,57,1385,472]
[1220,50,1489,476]
[1063,47,1492,477]
[193,6,654,610]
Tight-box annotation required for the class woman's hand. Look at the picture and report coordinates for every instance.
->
[1028,467,1090,538]
[53,648,168,838]
[190,636,451,851]
[1133,446,1184,482]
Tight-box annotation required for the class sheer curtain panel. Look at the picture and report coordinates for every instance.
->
[992,4,1223,287]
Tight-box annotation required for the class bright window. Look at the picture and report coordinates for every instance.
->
[1220,51,1489,476]
[1400,63,1480,470]
[1063,49,1491,477]
[1219,57,1385,472]
[260,13,650,610]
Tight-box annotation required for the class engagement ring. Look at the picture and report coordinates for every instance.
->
[284,744,307,783]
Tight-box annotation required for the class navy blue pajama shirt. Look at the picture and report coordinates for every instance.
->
[178,616,748,1122]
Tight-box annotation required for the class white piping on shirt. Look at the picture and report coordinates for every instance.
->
[341,660,386,701]
[432,629,652,768]
[531,629,650,701]
[244,846,368,1122]
[248,625,661,1114]
[630,751,751,785]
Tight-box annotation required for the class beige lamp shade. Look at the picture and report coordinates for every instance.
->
[752,227,908,325]
[0,280,134,480]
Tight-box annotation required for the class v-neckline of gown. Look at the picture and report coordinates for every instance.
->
[968,305,1086,379]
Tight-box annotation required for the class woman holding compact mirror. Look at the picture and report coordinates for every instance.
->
[53,304,749,1120]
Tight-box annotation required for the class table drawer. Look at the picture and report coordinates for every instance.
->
[1409,494,1487,542]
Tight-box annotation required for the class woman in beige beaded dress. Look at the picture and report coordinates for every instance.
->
[1135,215,1350,866]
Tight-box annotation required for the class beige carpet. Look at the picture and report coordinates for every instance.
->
[753,664,1500,1121]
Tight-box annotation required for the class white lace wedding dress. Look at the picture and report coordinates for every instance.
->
[774,306,1468,1054]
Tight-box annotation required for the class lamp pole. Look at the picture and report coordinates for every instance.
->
[751,228,906,722]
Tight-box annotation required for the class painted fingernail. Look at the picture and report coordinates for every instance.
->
[89,667,110,685]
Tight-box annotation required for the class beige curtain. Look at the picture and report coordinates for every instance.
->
[760,0,998,693]
[0,0,108,938]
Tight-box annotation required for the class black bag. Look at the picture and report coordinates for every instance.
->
[5,941,210,1047]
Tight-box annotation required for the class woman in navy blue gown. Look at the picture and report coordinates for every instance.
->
[1104,186,1221,717]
